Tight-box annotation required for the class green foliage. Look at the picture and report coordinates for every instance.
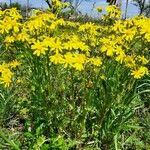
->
[0,129,20,150]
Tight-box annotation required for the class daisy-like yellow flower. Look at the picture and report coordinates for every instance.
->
[50,53,64,64]
[63,52,75,68]
[4,36,15,44]
[89,57,102,67]
[131,66,149,79]
[73,54,86,71]
[0,68,13,87]
[50,39,63,54]
[137,56,149,65]
[8,60,21,68]
[31,41,48,56]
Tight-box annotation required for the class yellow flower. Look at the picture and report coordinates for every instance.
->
[138,56,149,65]
[50,39,63,54]
[4,36,15,43]
[0,64,8,72]
[63,52,75,68]
[101,45,115,57]
[78,42,89,52]
[131,67,149,79]
[0,15,21,34]
[42,37,53,48]
[124,56,136,68]
[105,5,121,19]
[8,60,21,68]
[16,32,29,42]
[31,41,48,56]
[74,54,86,64]
[0,61,20,87]
[79,22,98,35]
[145,33,150,42]
[63,41,75,51]
[52,0,61,8]
[115,50,126,64]
[0,68,13,87]
[123,28,136,41]
[113,20,124,32]
[64,39,88,52]
[89,57,102,66]
[57,19,66,26]
[5,8,22,20]
[72,54,86,71]
[50,53,64,64]
[73,63,84,71]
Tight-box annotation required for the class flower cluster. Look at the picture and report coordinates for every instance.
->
[0,5,149,88]
[0,60,20,87]
[103,5,121,20]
